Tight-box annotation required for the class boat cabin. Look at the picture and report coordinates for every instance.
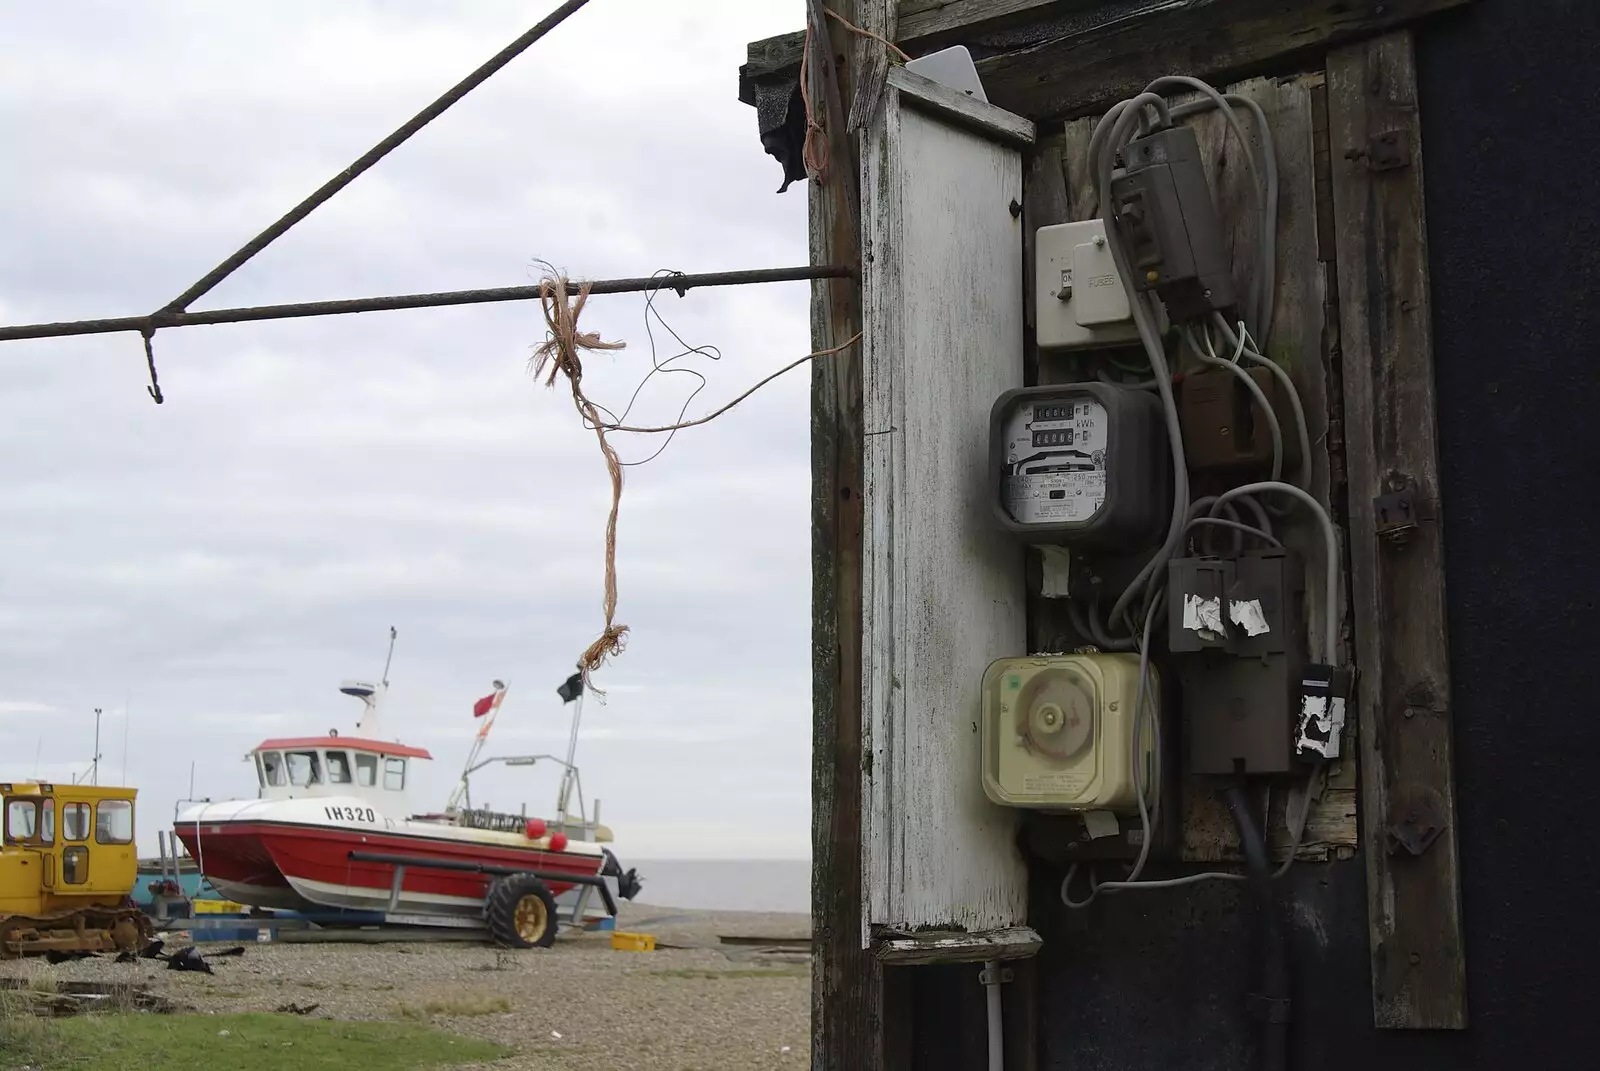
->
[249,735,432,809]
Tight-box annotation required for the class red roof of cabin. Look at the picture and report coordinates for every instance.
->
[254,736,433,760]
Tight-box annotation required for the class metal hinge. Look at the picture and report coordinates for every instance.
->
[1374,486,1420,542]
[1385,788,1449,857]
[1346,130,1411,172]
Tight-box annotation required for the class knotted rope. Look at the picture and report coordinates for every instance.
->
[531,271,629,692]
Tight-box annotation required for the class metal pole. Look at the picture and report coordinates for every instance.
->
[0,265,857,343]
[381,627,398,689]
[91,707,102,786]
[157,0,594,316]
[556,688,585,822]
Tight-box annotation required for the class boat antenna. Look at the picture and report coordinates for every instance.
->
[90,707,103,786]
[381,626,398,690]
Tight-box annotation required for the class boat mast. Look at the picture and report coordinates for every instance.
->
[347,627,397,736]
[555,684,584,824]
[445,681,507,814]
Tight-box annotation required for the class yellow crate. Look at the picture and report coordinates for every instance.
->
[193,899,246,915]
[611,930,656,952]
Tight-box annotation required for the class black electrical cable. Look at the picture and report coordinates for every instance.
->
[1225,785,1291,1071]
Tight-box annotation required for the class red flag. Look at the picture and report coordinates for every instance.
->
[472,693,496,718]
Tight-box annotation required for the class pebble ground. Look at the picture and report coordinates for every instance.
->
[0,903,811,1071]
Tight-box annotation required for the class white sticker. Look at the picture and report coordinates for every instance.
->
[1229,599,1271,637]
[1038,546,1072,598]
[1082,810,1120,840]
[1295,694,1347,759]
[1183,594,1224,634]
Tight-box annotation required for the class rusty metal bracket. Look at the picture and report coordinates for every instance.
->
[1346,129,1412,171]
[978,966,1014,986]
[1385,788,1448,857]
[1374,486,1418,541]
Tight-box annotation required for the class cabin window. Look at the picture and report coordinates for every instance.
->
[383,757,406,791]
[354,753,378,787]
[326,751,353,785]
[4,797,50,844]
[259,751,285,787]
[286,750,322,787]
[63,845,89,884]
[95,799,133,844]
[61,802,91,841]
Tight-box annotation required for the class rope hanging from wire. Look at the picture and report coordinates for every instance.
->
[799,7,911,182]
[530,268,861,692]
[531,269,629,692]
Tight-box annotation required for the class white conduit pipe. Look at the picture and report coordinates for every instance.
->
[983,959,1004,1071]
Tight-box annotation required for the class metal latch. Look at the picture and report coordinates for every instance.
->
[1346,130,1411,172]
[1385,788,1448,857]
[1374,487,1418,542]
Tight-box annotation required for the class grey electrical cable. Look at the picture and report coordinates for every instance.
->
[1165,90,1279,346]
[1187,516,1283,548]
[1208,481,1339,664]
[1212,314,1312,489]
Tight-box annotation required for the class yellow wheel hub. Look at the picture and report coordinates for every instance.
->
[514,894,548,943]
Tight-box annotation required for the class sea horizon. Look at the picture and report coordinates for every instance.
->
[623,857,811,915]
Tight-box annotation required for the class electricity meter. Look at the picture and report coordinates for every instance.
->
[980,653,1158,812]
[989,382,1169,548]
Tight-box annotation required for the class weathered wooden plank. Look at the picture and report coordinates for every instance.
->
[1327,29,1466,1030]
[744,2,1474,119]
[975,0,1474,120]
[810,2,887,1066]
[897,0,1065,42]
[890,65,1037,148]
[876,926,1042,966]
[860,68,1030,945]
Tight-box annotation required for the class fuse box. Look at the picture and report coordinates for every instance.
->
[1168,550,1306,775]
[1178,365,1303,473]
[1035,219,1142,351]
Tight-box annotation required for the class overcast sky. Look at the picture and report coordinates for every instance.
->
[0,0,813,860]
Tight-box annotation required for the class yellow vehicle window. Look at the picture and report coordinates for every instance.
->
[95,799,134,844]
[3,797,49,844]
[61,802,91,841]
[63,845,89,885]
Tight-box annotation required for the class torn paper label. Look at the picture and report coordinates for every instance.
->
[1229,598,1270,637]
[1295,694,1347,759]
[1082,810,1120,840]
[1182,594,1224,634]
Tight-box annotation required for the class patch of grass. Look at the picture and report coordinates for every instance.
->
[651,967,808,981]
[24,1012,510,1070]
[397,994,514,1020]
[0,987,66,1068]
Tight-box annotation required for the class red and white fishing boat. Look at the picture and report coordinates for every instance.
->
[175,633,639,947]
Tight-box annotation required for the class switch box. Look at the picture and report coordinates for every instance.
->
[1179,365,1303,473]
[1168,550,1306,775]
[1035,219,1141,351]
[1110,124,1237,322]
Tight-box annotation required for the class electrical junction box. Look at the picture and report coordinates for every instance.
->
[1167,550,1306,775]
[990,381,1169,549]
[980,653,1158,812]
[1110,124,1238,322]
[1179,364,1303,473]
[1035,219,1143,351]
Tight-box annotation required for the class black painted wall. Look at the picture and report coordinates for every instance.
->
[912,1,1600,1067]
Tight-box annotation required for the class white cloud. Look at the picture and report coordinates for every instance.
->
[0,1,812,865]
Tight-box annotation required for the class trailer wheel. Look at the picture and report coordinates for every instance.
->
[485,873,558,949]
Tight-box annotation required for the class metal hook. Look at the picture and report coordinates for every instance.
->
[141,328,164,404]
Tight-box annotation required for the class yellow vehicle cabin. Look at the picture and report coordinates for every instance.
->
[0,781,150,957]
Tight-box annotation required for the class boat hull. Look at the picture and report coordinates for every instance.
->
[174,798,606,923]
